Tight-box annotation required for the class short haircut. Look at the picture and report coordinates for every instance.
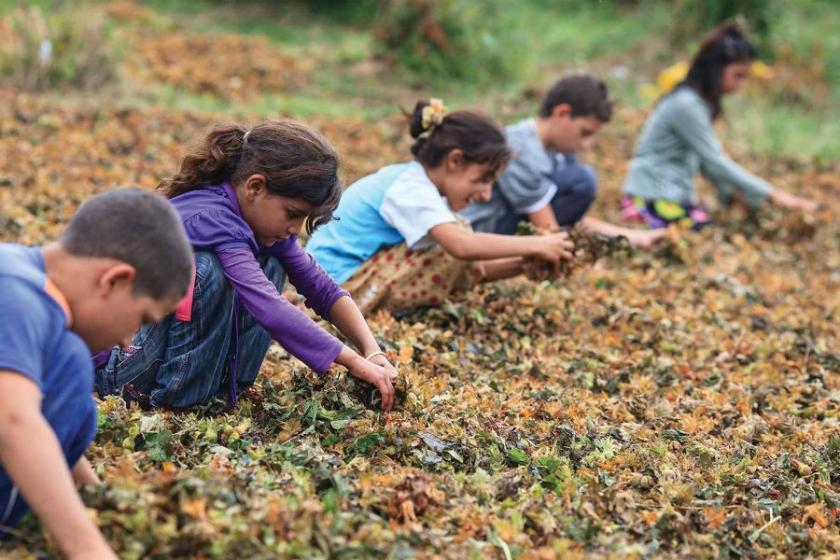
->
[538,73,613,122]
[60,188,193,301]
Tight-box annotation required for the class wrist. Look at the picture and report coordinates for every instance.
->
[336,346,364,370]
[65,528,111,558]
[364,350,387,362]
[522,237,540,257]
[359,341,381,357]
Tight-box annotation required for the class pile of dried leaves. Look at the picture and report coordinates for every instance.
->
[125,32,304,102]
[1,85,840,560]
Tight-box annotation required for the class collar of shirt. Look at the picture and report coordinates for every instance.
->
[217,181,299,254]
[521,118,557,176]
[220,181,244,217]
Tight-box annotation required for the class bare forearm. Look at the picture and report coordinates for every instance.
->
[444,231,544,260]
[581,216,634,237]
[481,258,524,281]
[329,296,381,356]
[527,205,560,232]
[72,456,100,486]
[0,416,110,557]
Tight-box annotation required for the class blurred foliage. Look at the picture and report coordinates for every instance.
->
[294,0,381,21]
[670,0,781,56]
[369,0,784,87]
[0,2,117,91]
[374,0,523,86]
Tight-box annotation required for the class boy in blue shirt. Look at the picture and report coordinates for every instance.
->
[461,73,664,248]
[0,189,193,558]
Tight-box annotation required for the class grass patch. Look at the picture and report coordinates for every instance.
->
[5,0,839,159]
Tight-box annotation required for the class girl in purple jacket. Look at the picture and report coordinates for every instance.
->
[95,120,399,410]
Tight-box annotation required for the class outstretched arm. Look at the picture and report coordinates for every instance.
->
[580,217,665,249]
[766,189,819,212]
[0,372,115,559]
[527,205,664,249]
[429,222,574,262]
[481,258,524,281]
[330,296,398,375]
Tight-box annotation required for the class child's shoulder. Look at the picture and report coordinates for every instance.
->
[0,246,65,343]
[385,161,440,196]
[661,86,705,114]
[505,118,538,145]
[362,161,417,186]
[345,162,424,199]
[0,243,46,287]
[504,119,545,162]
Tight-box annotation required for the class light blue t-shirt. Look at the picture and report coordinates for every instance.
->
[306,162,457,284]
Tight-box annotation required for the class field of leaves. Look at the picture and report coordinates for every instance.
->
[2,89,839,559]
[1,5,840,557]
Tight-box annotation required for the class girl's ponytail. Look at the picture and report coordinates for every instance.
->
[159,124,249,198]
[159,119,342,234]
[408,99,432,140]
[407,99,510,178]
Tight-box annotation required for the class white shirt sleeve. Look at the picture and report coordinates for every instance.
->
[379,164,457,250]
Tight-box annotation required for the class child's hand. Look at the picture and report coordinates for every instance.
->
[349,359,396,411]
[69,546,118,560]
[623,228,666,249]
[769,189,819,212]
[528,231,575,262]
[72,456,101,487]
[368,353,398,381]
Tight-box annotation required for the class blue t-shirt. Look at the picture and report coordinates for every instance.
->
[306,162,457,284]
[0,244,97,526]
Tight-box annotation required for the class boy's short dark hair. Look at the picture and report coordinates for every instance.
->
[60,188,193,301]
[538,73,613,122]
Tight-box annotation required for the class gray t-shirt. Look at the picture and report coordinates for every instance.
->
[623,86,771,208]
[460,118,566,233]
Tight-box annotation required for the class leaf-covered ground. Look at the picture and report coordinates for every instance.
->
[2,10,840,558]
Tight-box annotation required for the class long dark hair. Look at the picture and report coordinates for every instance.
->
[159,120,342,234]
[408,100,510,181]
[679,20,757,120]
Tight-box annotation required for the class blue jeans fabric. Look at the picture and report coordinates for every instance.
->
[94,251,286,409]
[1,377,96,536]
[494,154,597,235]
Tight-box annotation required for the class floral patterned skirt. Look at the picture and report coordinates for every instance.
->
[621,195,712,230]
[343,242,485,314]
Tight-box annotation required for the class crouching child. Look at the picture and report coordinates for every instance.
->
[0,189,193,558]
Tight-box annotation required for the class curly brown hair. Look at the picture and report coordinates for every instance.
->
[159,120,342,234]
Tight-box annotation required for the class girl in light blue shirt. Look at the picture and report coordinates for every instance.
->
[307,100,575,313]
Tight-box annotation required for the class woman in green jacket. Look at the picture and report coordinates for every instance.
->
[622,21,817,229]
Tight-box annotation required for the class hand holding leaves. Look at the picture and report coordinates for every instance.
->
[348,359,396,411]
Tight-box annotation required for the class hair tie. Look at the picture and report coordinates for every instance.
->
[242,129,252,144]
[419,98,447,138]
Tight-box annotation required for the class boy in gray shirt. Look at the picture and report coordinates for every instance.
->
[461,73,663,248]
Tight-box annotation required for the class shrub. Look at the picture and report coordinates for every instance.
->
[0,3,117,91]
[373,0,520,86]
[671,0,781,53]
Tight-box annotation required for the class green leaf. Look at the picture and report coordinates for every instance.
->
[507,447,530,466]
